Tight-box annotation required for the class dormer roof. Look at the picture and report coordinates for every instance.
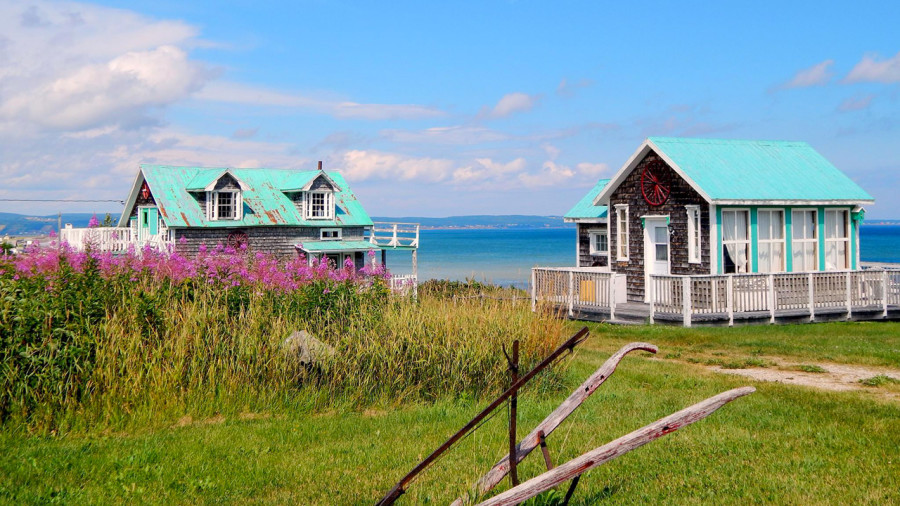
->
[118,165,372,228]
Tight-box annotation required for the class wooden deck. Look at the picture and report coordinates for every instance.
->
[533,267,900,327]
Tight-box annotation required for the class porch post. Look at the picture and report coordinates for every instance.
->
[807,273,815,322]
[845,271,852,320]
[682,276,692,327]
[768,274,775,324]
[567,271,574,317]
[531,269,536,313]
[726,275,734,327]
[649,276,656,325]
[608,274,616,321]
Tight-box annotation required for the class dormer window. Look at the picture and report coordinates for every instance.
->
[307,191,334,219]
[208,190,242,220]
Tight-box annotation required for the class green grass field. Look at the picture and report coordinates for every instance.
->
[2,320,899,505]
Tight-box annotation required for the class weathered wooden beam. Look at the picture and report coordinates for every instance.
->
[375,327,590,506]
[452,342,657,506]
[475,386,755,506]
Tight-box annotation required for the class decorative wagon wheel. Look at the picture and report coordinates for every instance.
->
[640,161,670,206]
[227,230,249,250]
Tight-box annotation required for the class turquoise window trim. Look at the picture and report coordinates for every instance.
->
[640,216,670,229]
[850,217,858,269]
[817,206,826,271]
[784,210,793,272]
[750,208,759,273]
[716,206,723,274]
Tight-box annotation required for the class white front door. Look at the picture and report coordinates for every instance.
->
[644,218,670,302]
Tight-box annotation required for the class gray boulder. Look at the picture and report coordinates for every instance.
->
[282,330,335,366]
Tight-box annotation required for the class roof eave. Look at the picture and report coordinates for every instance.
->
[712,199,876,206]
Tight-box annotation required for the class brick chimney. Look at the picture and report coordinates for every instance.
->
[318,161,323,171]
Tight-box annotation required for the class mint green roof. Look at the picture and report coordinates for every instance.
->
[647,137,873,202]
[137,165,373,228]
[565,179,610,220]
[298,240,379,252]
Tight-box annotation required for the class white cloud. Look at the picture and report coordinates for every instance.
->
[485,92,540,119]
[838,94,875,112]
[194,81,445,120]
[556,78,593,98]
[2,45,208,131]
[782,59,834,88]
[380,125,509,144]
[575,162,610,177]
[845,51,900,83]
[518,160,575,188]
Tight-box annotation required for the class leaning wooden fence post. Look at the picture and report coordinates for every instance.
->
[475,387,756,506]
[682,276,692,327]
[507,341,520,487]
[454,342,658,506]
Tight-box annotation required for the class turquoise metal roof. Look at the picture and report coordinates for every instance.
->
[648,137,873,202]
[140,165,374,228]
[565,179,610,220]
[298,240,379,252]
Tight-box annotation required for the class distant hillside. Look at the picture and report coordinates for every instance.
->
[0,212,98,236]
[371,215,571,229]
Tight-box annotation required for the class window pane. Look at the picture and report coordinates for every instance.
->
[759,211,771,240]
[772,243,784,272]
[723,211,735,241]
[598,234,608,252]
[656,244,667,261]
[654,227,667,243]
[825,241,837,270]
[837,243,847,269]
[736,211,748,240]
[805,244,816,271]
[825,211,836,240]
[759,243,770,272]
[772,211,784,239]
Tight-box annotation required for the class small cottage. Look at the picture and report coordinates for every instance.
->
[569,137,873,303]
[61,163,419,281]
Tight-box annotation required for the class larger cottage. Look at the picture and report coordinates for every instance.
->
[61,163,419,281]
[538,137,896,326]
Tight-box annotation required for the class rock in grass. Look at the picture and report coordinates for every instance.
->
[282,330,335,365]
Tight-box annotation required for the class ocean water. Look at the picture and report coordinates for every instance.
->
[385,225,900,288]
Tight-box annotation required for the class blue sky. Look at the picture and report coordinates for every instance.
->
[1,0,898,218]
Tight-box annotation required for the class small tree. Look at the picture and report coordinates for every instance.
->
[101,213,115,227]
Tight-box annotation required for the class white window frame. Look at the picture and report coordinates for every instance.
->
[306,191,334,220]
[206,190,242,221]
[721,209,751,274]
[615,204,629,261]
[685,205,701,264]
[589,230,608,256]
[320,228,342,241]
[757,208,786,273]
[824,209,850,271]
[791,208,818,272]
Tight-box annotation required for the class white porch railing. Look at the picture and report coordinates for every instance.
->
[368,222,419,248]
[389,274,418,296]
[649,270,900,326]
[60,225,172,253]
[531,267,627,319]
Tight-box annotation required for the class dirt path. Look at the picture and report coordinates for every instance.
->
[708,361,900,398]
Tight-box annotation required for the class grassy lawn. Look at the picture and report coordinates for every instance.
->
[577,320,900,368]
[2,323,899,504]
